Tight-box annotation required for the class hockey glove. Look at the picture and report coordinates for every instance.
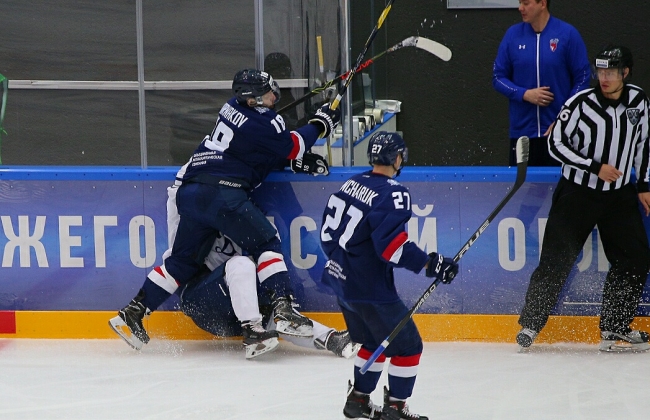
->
[308,103,341,138]
[290,152,329,176]
[425,252,458,284]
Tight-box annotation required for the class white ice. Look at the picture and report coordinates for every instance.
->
[0,338,648,419]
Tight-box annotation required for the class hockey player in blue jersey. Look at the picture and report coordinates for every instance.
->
[321,132,458,420]
[112,153,355,358]
[109,68,340,350]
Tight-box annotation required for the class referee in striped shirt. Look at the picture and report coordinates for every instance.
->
[516,45,650,352]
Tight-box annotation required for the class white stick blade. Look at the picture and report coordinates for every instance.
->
[414,37,452,61]
[516,136,530,164]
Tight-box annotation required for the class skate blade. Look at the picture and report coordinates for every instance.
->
[108,317,144,351]
[341,342,362,359]
[599,340,650,353]
[275,320,313,337]
[245,337,279,359]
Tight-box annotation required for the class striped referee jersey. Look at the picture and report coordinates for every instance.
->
[549,84,650,191]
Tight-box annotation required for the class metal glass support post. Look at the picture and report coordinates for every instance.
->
[340,0,353,167]
[254,0,265,70]
[0,73,7,165]
[136,0,148,168]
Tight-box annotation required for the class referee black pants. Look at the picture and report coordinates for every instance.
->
[519,178,650,334]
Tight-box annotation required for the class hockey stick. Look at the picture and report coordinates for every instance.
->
[359,136,530,374]
[330,0,396,112]
[277,36,451,115]
[319,0,397,163]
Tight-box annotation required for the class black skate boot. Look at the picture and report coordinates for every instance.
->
[516,327,538,348]
[599,328,650,352]
[272,295,313,337]
[108,289,150,350]
[381,387,428,420]
[343,381,381,419]
[314,330,361,358]
[241,320,279,359]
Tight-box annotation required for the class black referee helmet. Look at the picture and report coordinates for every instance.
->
[594,45,633,74]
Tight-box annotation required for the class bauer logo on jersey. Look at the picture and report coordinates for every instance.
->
[626,109,641,126]
[549,38,558,52]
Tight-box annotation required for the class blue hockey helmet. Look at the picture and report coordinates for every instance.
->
[232,68,281,105]
[367,131,408,166]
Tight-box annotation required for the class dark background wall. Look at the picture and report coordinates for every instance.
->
[1,1,648,166]
[357,0,650,165]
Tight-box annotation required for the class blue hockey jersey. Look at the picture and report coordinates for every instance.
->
[320,171,429,303]
[182,97,321,188]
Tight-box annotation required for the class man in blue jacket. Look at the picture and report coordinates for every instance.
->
[493,0,590,166]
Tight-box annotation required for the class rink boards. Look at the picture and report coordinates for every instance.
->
[0,166,649,342]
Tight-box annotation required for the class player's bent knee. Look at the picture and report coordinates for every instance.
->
[224,256,256,288]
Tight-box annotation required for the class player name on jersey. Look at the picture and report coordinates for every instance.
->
[220,102,249,127]
[340,179,379,206]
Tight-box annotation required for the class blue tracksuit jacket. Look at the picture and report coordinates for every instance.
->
[492,16,591,138]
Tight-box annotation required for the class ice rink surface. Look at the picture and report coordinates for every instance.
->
[0,338,648,419]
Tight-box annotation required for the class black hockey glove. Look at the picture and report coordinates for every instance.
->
[425,252,458,284]
[290,152,329,176]
[308,103,341,138]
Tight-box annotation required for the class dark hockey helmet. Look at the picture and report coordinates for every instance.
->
[367,131,408,166]
[594,45,633,75]
[232,68,281,105]
[264,52,292,78]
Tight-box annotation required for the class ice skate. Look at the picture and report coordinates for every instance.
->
[272,296,313,337]
[108,289,150,350]
[241,320,279,359]
[516,327,537,348]
[314,330,361,358]
[343,381,381,419]
[599,329,650,352]
[380,387,428,420]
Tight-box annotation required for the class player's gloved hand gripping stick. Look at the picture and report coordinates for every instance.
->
[359,136,530,374]
[290,151,329,176]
